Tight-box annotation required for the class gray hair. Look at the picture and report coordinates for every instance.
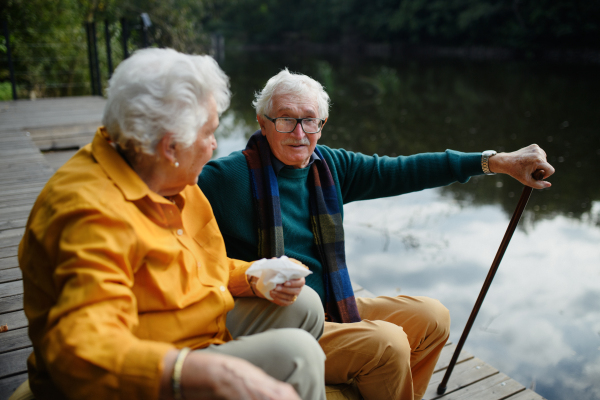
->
[252,68,330,119]
[102,48,230,155]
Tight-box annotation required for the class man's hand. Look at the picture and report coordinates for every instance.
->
[488,144,555,189]
[250,276,306,307]
[161,350,301,400]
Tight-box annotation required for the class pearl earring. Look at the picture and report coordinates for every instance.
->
[174,161,180,168]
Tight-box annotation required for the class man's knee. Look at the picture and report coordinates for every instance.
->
[367,320,412,367]
[416,297,451,338]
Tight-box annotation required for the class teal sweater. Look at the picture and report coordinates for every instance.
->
[198,145,483,300]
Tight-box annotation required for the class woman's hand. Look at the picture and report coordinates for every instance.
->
[161,350,300,400]
[250,276,306,307]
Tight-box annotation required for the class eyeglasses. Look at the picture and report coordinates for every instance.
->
[263,114,325,134]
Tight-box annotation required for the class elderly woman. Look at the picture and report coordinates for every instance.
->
[17,49,325,400]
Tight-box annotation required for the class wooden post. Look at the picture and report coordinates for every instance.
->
[2,19,18,100]
[85,22,97,95]
[121,18,129,59]
[104,19,113,78]
[91,21,102,95]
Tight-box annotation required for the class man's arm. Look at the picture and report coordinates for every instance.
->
[488,144,555,188]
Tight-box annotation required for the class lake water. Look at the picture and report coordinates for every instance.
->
[212,51,600,400]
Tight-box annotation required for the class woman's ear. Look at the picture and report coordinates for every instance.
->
[157,133,177,165]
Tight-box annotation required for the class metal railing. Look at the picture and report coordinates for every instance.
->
[0,16,154,100]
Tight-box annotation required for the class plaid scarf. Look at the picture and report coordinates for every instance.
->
[243,131,361,323]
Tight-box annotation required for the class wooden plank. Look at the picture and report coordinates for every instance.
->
[0,176,50,187]
[0,268,21,284]
[0,185,45,198]
[0,205,34,219]
[0,217,28,232]
[0,347,31,379]
[0,256,18,271]
[505,389,546,400]
[0,310,27,331]
[0,162,52,173]
[434,343,474,373]
[436,373,525,400]
[0,327,31,354]
[0,372,28,400]
[0,281,23,299]
[0,295,23,314]
[426,358,498,400]
[0,233,23,250]
[0,246,18,259]
[0,197,36,210]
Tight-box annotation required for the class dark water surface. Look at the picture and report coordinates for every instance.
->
[212,51,600,400]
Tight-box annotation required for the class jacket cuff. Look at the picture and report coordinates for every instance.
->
[119,340,175,400]
[228,260,254,297]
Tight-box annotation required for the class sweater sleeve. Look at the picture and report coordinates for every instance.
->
[319,146,484,204]
[198,152,259,262]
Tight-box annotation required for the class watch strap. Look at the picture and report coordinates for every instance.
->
[481,150,497,175]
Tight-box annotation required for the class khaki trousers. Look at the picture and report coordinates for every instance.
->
[213,285,326,400]
[320,296,450,400]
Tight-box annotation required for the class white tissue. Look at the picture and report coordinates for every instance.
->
[245,256,312,300]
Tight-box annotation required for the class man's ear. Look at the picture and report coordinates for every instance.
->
[257,115,267,135]
[157,133,177,165]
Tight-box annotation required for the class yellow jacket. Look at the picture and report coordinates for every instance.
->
[19,128,254,399]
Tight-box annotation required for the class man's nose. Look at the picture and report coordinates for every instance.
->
[290,121,305,138]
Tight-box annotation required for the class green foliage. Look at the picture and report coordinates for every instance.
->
[214,0,600,49]
[1,0,218,98]
[0,81,12,100]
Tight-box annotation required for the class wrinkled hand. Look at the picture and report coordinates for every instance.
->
[488,144,555,189]
[250,275,305,307]
[161,350,300,400]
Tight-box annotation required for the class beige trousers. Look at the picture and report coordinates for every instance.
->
[319,296,450,400]
[214,285,326,400]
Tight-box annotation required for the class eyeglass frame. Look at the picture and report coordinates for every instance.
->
[263,114,326,134]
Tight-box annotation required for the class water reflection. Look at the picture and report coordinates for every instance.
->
[213,51,600,400]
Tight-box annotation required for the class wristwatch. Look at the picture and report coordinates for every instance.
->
[481,150,497,175]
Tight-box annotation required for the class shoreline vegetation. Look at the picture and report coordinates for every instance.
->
[238,42,600,65]
[1,0,599,99]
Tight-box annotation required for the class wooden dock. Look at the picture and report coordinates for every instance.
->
[0,97,546,400]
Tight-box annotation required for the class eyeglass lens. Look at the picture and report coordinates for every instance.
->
[276,118,322,133]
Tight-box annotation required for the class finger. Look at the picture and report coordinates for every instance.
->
[271,290,299,302]
[524,171,551,189]
[273,287,302,298]
[273,284,302,296]
[283,277,305,288]
[538,162,555,178]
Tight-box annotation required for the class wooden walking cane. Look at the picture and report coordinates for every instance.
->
[436,170,545,395]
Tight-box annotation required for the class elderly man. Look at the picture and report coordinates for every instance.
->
[197,68,555,400]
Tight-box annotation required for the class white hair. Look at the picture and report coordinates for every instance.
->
[252,68,330,119]
[102,48,230,155]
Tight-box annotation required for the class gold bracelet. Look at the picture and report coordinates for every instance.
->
[249,277,257,296]
[172,347,191,400]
